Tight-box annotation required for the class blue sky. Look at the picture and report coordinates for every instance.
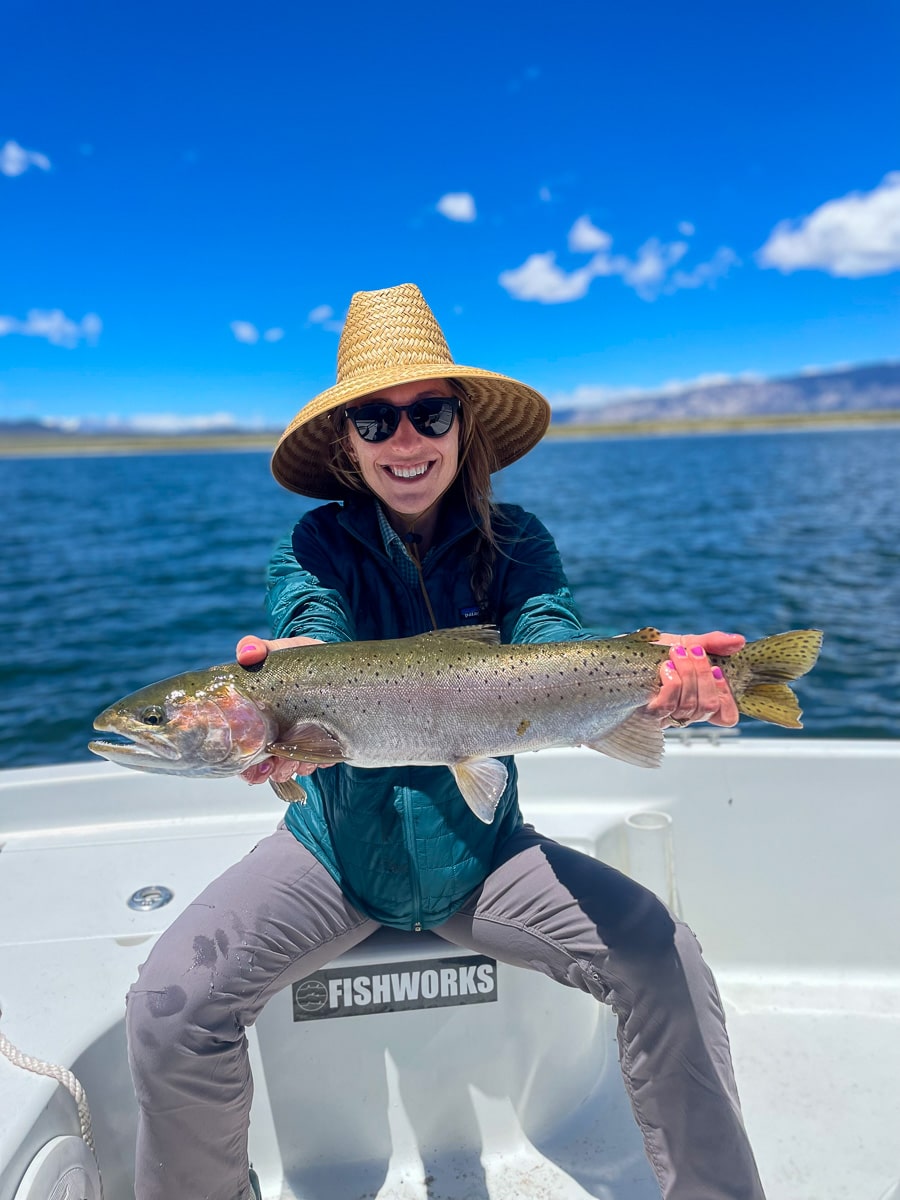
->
[2,0,898,429]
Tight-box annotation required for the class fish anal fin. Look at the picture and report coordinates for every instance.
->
[270,778,307,804]
[584,709,665,769]
[267,722,347,763]
[450,757,508,823]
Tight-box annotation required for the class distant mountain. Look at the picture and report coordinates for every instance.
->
[4,363,899,441]
[552,362,900,425]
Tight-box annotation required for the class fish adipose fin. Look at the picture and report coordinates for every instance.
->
[266,722,347,763]
[584,709,666,769]
[450,757,508,823]
[270,778,307,804]
[727,629,824,729]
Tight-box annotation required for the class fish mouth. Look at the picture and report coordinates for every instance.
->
[89,719,183,766]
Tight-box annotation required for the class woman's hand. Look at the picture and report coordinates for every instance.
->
[644,630,745,728]
[236,635,339,785]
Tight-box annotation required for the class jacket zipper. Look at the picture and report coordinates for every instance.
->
[336,503,478,932]
[400,775,423,931]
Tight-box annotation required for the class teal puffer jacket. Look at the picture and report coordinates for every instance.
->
[266,493,600,931]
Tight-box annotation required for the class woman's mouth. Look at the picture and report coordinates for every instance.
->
[384,461,432,480]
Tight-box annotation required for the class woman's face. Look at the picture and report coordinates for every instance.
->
[344,378,460,518]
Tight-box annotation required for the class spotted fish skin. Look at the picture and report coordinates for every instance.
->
[90,626,823,823]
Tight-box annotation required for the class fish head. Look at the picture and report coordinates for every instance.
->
[89,671,276,778]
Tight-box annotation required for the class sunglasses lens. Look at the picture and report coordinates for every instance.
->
[349,404,400,442]
[346,397,458,442]
[409,398,457,437]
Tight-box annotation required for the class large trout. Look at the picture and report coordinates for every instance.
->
[90,626,822,823]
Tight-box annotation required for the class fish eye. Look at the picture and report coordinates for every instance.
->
[140,705,165,726]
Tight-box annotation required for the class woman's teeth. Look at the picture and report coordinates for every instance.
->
[387,463,429,479]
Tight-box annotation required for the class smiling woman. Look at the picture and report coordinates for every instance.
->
[122,281,764,1200]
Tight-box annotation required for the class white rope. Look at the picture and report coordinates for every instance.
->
[0,1005,100,1171]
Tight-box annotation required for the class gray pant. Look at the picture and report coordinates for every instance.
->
[126,824,765,1200]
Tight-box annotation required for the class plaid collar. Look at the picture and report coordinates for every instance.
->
[375,503,420,587]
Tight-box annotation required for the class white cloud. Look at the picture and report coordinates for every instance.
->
[538,186,552,203]
[619,238,689,298]
[665,246,740,292]
[230,320,259,344]
[501,220,740,304]
[126,412,239,433]
[678,220,695,237]
[308,304,344,333]
[436,192,477,223]
[0,140,51,176]
[0,309,101,347]
[758,172,900,277]
[231,321,287,344]
[42,411,260,434]
[568,215,612,253]
[499,252,602,303]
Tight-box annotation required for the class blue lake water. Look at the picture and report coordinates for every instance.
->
[1,427,898,769]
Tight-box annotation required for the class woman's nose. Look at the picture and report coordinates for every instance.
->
[391,410,423,447]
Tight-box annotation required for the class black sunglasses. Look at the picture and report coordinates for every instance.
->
[344,396,459,443]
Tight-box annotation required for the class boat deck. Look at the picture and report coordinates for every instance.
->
[1,739,898,1200]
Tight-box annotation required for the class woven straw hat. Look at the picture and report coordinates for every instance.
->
[271,283,551,498]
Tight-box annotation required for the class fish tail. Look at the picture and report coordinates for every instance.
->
[726,630,824,729]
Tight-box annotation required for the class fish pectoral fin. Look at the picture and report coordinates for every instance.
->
[583,709,665,769]
[266,723,347,763]
[269,778,307,804]
[450,757,508,824]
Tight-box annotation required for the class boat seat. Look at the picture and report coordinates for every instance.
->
[246,920,633,1198]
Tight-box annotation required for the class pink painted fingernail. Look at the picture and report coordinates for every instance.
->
[241,643,258,655]
[257,761,271,776]
[712,666,724,680]
[674,646,688,657]
[665,660,676,672]
[691,645,705,657]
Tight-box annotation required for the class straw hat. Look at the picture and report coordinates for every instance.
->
[271,283,551,498]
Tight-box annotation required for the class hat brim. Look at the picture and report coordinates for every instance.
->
[271,363,551,499]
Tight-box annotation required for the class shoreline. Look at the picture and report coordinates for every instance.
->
[2,409,899,458]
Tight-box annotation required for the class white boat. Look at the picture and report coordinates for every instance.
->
[1,736,898,1200]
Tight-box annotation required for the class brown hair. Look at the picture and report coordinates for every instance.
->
[325,381,502,609]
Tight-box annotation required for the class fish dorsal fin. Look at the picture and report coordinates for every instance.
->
[415,625,501,645]
[270,778,308,804]
[267,722,347,763]
[612,626,661,643]
[584,709,665,768]
[450,757,508,823]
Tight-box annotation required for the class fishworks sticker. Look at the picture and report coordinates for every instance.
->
[292,954,498,1021]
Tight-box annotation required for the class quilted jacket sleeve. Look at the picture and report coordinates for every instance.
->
[265,516,356,643]
[496,509,612,646]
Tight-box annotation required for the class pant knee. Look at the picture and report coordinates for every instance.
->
[613,886,677,955]
[126,943,238,1076]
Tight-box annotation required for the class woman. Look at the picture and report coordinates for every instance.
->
[126,283,765,1199]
